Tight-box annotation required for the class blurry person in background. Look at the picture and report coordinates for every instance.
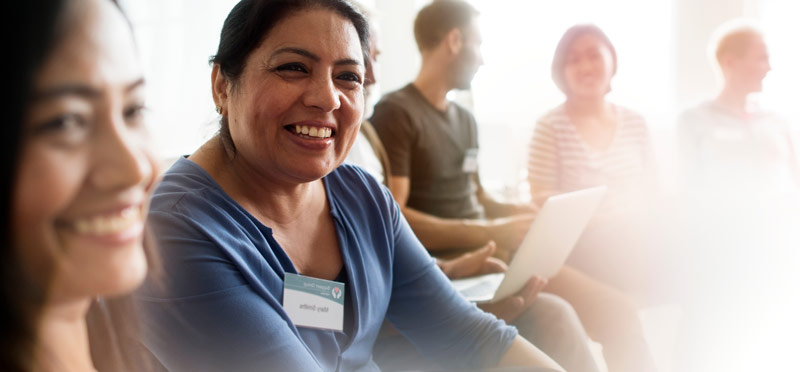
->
[678,20,800,196]
[372,3,657,372]
[2,0,160,371]
[526,23,661,372]
[673,20,800,372]
[371,1,538,262]
[347,5,600,372]
[527,24,665,299]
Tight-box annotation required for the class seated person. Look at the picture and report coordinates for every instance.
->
[371,3,657,372]
[3,0,161,370]
[346,7,598,372]
[136,0,564,371]
[527,24,664,301]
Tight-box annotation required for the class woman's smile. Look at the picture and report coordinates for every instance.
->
[58,204,144,246]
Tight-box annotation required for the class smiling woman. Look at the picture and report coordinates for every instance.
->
[2,0,160,371]
[136,0,562,371]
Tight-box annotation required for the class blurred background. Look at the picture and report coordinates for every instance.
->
[119,0,799,200]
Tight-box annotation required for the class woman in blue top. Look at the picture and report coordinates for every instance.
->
[136,0,564,371]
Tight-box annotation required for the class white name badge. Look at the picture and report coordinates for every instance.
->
[462,148,479,173]
[283,273,345,332]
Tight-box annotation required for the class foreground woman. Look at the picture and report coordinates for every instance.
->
[136,0,563,371]
[3,0,159,371]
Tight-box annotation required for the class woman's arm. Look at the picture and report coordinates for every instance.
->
[497,336,566,371]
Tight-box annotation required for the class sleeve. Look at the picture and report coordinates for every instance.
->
[135,209,323,372]
[381,189,518,369]
[527,117,560,202]
[371,100,416,177]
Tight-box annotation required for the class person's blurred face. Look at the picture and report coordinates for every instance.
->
[723,35,771,94]
[451,19,484,90]
[220,8,365,184]
[562,33,615,100]
[13,0,157,304]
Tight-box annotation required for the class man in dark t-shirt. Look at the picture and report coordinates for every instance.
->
[372,83,483,219]
[371,2,535,259]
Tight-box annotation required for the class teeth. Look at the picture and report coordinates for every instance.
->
[292,125,333,139]
[72,207,142,235]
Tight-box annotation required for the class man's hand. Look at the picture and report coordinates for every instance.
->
[478,276,548,322]
[438,241,507,279]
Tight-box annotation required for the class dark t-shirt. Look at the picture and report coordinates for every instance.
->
[371,83,484,219]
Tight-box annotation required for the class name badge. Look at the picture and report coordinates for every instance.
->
[462,148,479,173]
[283,273,345,332]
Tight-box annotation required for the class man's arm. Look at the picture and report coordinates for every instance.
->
[475,173,538,218]
[390,175,534,258]
[389,175,491,251]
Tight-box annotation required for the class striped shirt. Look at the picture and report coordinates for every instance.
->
[527,104,652,217]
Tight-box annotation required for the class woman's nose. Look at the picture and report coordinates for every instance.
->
[303,75,342,112]
[90,114,154,192]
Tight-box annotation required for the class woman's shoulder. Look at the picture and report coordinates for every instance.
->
[326,164,396,219]
[327,164,389,201]
[150,157,238,218]
[534,105,572,135]
[538,104,568,123]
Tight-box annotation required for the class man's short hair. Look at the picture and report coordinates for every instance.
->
[711,19,763,67]
[413,0,479,52]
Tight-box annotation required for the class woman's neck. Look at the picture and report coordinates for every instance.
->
[37,299,94,372]
[564,96,611,119]
[190,137,324,225]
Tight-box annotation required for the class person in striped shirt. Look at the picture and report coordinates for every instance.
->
[528,24,654,221]
[527,26,666,371]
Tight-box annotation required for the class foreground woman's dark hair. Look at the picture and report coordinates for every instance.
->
[2,1,160,371]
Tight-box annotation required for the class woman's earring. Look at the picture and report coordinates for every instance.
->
[216,105,222,114]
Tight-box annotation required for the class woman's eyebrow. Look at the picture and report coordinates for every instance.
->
[32,84,101,101]
[272,47,320,61]
[125,77,146,93]
[271,47,362,67]
[31,77,146,102]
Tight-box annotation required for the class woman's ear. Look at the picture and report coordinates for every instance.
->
[211,64,230,115]
[445,27,463,55]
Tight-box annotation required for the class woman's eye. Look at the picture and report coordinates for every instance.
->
[337,72,362,84]
[31,114,90,145]
[124,103,147,126]
[35,114,86,134]
[275,63,308,74]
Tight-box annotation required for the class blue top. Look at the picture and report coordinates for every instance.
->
[136,158,517,372]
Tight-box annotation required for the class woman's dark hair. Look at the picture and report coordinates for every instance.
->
[2,1,66,370]
[210,0,370,154]
[551,24,618,95]
[2,1,160,371]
